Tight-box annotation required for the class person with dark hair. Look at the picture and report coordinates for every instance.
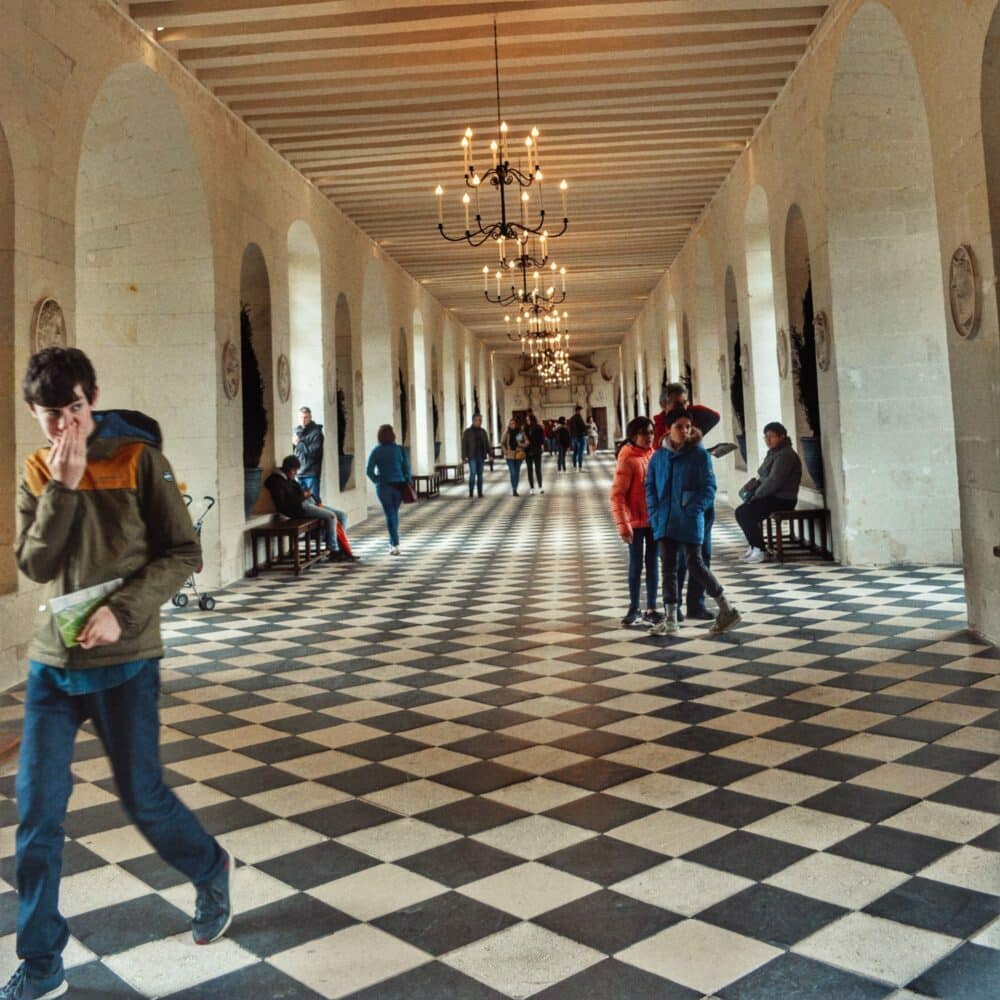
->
[461,414,491,499]
[735,421,802,563]
[500,418,526,497]
[366,424,410,555]
[265,456,357,561]
[7,348,232,1000]
[646,410,741,637]
[610,416,659,626]
[524,415,545,495]
[554,416,571,471]
[587,415,600,454]
[293,406,324,502]
[654,381,722,621]
[568,405,588,469]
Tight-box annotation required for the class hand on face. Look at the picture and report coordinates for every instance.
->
[48,420,88,490]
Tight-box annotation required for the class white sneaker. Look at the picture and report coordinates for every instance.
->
[530,488,535,495]
[745,547,766,564]
[740,545,753,561]
[389,545,400,556]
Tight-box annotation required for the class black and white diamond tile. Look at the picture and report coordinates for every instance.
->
[0,453,997,998]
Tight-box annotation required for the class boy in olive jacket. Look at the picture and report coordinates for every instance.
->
[3,349,232,1000]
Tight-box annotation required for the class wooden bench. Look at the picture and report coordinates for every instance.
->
[765,508,833,562]
[436,463,465,484]
[413,473,440,498]
[247,516,324,576]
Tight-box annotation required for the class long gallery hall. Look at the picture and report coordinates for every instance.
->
[2,461,998,998]
[0,1,998,998]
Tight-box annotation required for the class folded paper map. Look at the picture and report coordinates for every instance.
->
[48,579,123,648]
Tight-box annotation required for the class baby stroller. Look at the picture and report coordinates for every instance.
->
[172,496,216,611]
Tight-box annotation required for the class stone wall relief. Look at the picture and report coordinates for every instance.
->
[354,369,364,406]
[814,311,831,371]
[222,340,240,400]
[718,353,727,394]
[776,327,789,379]
[276,354,291,403]
[949,245,981,340]
[32,298,67,352]
[600,360,614,382]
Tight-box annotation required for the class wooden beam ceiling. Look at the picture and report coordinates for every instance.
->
[127,0,829,350]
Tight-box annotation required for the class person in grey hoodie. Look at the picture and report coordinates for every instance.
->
[734,421,802,563]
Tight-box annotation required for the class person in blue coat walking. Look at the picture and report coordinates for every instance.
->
[366,424,411,555]
[645,410,741,637]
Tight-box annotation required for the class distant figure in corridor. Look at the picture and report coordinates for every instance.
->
[587,415,600,454]
[610,416,660,627]
[7,348,232,1000]
[500,418,527,497]
[735,421,802,564]
[366,424,411,555]
[525,415,545,495]
[293,406,324,503]
[569,405,588,469]
[646,410,742,636]
[555,416,571,471]
[462,413,491,499]
[266,456,357,562]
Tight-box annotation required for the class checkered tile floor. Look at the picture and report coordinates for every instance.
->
[1,453,998,998]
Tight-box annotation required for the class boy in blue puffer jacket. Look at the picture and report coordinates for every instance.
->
[645,410,741,637]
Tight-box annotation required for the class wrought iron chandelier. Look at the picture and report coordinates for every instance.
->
[534,342,572,385]
[434,20,568,252]
[482,254,566,309]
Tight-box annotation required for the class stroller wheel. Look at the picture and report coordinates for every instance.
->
[172,593,189,608]
[199,595,216,611]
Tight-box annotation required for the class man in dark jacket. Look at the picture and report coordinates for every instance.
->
[8,348,231,1000]
[555,417,571,471]
[293,406,324,502]
[735,421,802,563]
[461,414,491,498]
[524,415,546,495]
[265,456,356,561]
[568,405,588,470]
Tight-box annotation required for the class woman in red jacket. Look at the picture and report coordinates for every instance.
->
[610,416,660,626]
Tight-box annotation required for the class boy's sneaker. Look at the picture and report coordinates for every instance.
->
[745,548,766,564]
[621,609,641,627]
[648,617,678,636]
[192,850,233,945]
[0,966,67,1000]
[710,608,743,635]
[642,609,662,624]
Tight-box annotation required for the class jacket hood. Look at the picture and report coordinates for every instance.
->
[622,442,652,459]
[93,409,162,448]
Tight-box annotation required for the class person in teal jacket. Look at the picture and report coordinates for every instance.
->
[645,410,741,637]
[366,424,411,555]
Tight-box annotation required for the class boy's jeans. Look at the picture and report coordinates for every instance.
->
[16,661,222,981]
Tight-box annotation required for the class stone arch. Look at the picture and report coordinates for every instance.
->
[239,243,275,515]
[75,63,216,501]
[826,1,960,565]
[985,4,1000,286]
[334,293,358,492]
[666,295,680,382]
[0,123,13,594]
[784,204,823,490]
[680,313,693,396]
[744,186,783,463]
[287,220,325,481]
[361,255,392,457]
[724,266,747,471]
[411,308,431,475]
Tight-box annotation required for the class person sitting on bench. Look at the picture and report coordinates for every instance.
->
[734,422,801,564]
[265,456,358,562]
